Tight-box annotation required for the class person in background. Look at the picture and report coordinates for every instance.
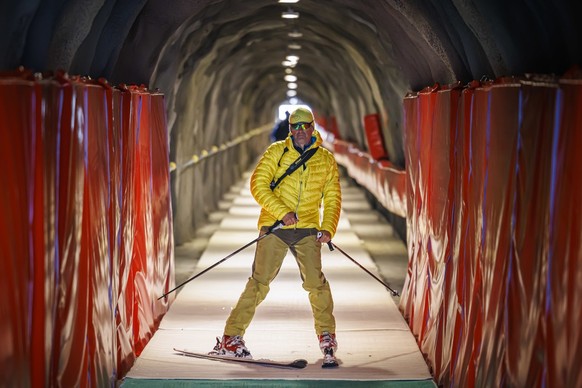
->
[211,107,342,367]
[270,110,290,142]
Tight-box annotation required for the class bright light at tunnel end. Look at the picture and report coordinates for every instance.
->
[281,10,299,19]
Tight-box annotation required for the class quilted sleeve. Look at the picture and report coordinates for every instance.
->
[320,151,342,237]
[250,144,294,221]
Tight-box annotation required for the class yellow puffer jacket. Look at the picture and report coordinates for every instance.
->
[250,130,342,237]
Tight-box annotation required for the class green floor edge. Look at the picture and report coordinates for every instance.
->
[121,378,436,387]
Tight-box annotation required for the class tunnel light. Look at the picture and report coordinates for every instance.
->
[284,75,297,82]
[287,90,297,97]
[288,42,302,50]
[279,0,299,3]
[282,9,299,19]
[288,82,297,89]
[288,30,303,38]
[283,54,298,69]
[285,68,293,74]
[289,97,299,104]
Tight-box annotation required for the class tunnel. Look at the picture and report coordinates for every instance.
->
[1,0,581,386]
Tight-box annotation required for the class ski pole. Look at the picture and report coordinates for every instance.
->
[158,220,284,300]
[319,232,400,296]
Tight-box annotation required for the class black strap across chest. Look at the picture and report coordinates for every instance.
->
[270,146,319,191]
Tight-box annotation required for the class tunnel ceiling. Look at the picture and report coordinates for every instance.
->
[1,0,580,168]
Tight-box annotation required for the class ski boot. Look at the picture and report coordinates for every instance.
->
[318,332,339,368]
[209,335,252,359]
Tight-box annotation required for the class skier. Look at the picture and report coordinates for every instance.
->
[210,107,342,367]
[270,110,290,142]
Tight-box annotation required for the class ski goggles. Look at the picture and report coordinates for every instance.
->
[290,121,313,131]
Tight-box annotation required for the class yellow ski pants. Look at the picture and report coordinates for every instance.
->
[224,228,336,336]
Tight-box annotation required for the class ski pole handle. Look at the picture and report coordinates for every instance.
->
[267,220,285,233]
[317,231,334,251]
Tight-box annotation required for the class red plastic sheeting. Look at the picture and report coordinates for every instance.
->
[333,139,406,218]
[327,115,342,140]
[0,73,174,386]
[400,77,582,387]
[363,113,390,162]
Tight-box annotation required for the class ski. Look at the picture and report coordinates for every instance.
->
[173,348,308,369]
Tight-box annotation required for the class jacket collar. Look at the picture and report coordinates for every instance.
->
[287,129,323,153]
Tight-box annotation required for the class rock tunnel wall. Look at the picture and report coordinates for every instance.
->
[170,125,272,245]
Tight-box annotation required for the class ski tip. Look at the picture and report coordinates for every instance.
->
[291,359,308,368]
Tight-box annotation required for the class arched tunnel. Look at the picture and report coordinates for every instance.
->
[1,1,581,386]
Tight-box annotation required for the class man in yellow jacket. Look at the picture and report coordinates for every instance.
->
[211,107,342,367]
